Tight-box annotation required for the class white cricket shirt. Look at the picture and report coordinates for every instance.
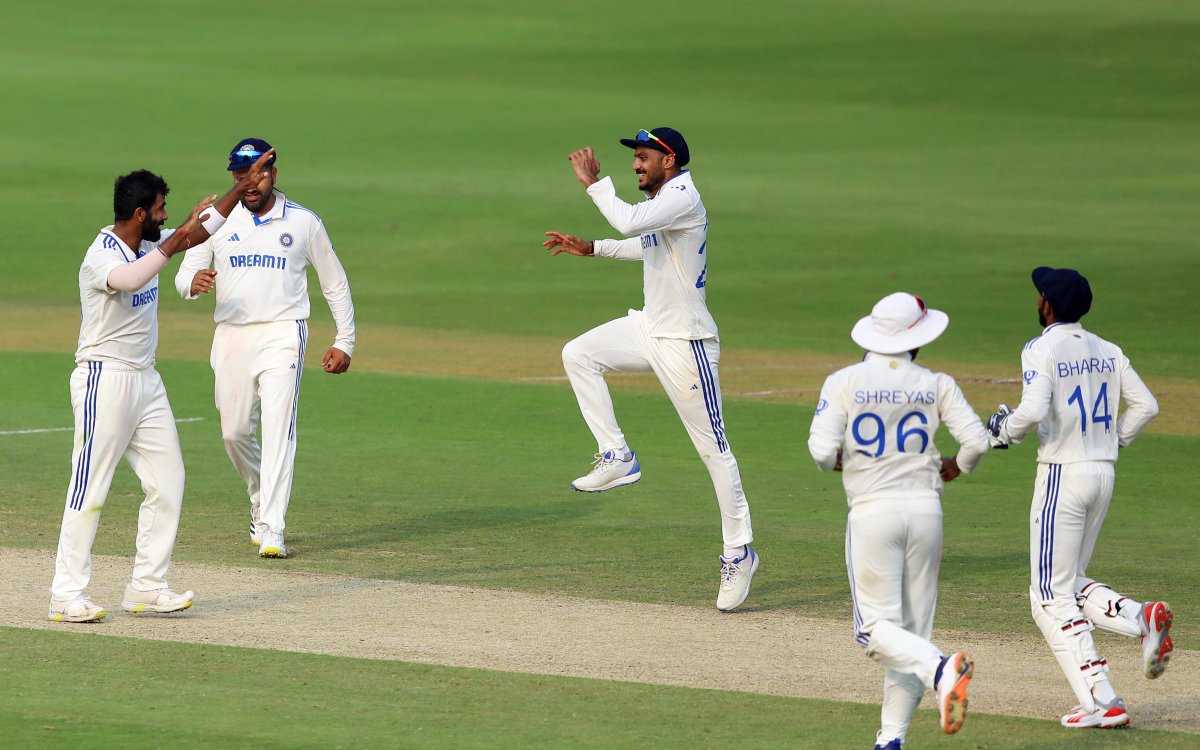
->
[76,227,175,369]
[174,190,356,356]
[588,171,719,341]
[1000,322,1158,463]
[808,352,990,506]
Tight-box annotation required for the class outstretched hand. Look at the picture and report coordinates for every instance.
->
[543,231,594,257]
[568,147,600,188]
[233,148,276,195]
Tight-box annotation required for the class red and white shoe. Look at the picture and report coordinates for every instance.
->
[1061,699,1130,729]
[1139,601,1174,679]
[936,651,973,734]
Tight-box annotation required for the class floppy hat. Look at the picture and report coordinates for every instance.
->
[619,127,690,167]
[851,293,949,354]
[227,137,275,171]
[1031,266,1091,322]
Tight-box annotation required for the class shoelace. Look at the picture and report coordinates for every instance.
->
[587,452,618,475]
[720,558,740,584]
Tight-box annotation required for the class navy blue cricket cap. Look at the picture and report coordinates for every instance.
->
[620,127,690,167]
[227,137,275,171]
[1032,266,1092,322]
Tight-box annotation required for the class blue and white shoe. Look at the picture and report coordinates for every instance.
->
[874,739,903,750]
[716,545,759,612]
[571,450,640,492]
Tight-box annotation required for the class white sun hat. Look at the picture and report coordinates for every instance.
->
[850,292,949,355]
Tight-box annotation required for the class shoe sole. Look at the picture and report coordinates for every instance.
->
[48,609,107,623]
[1062,711,1130,729]
[122,599,194,614]
[1144,602,1173,679]
[940,652,973,734]
[571,471,641,493]
[717,551,760,612]
[259,547,288,558]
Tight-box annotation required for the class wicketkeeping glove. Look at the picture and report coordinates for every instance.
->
[987,404,1012,448]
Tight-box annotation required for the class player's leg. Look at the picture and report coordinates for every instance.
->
[561,314,650,492]
[848,508,926,746]
[212,323,264,544]
[120,370,193,613]
[253,320,307,556]
[1029,463,1127,727]
[648,333,754,609]
[50,364,136,621]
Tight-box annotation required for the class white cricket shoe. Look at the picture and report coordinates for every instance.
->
[1061,698,1129,728]
[1139,601,1174,679]
[571,450,641,493]
[936,651,974,734]
[122,585,195,614]
[716,545,759,612]
[48,595,107,623]
[259,531,288,558]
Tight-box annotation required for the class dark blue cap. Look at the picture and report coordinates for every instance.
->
[227,137,275,171]
[619,127,690,167]
[1032,266,1092,322]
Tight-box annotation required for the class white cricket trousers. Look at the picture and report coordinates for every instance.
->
[52,361,185,600]
[847,495,945,745]
[211,319,307,536]
[561,310,752,547]
[1028,461,1118,709]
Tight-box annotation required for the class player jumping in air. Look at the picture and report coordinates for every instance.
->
[544,127,757,612]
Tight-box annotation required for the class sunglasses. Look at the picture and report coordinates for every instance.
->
[229,149,267,167]
[635,129,675,156]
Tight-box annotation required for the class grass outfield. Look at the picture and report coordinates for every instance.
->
[1,0,1197,747]
[1,627,1194,750]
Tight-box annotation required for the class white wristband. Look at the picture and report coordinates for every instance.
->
[201,207,227,235]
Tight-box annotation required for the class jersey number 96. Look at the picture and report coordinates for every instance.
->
[851,411,930,458]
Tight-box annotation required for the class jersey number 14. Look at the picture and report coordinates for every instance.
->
[1066,383,1112,434]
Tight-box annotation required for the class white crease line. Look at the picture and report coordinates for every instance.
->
[0,417,205,436]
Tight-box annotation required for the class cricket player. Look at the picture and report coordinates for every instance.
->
[808,292,989,748]
[987,267,1170,729]
[543,127,756,612]
[51,154,273,622]
[175,138,355,560]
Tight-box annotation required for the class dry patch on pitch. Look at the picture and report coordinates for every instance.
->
[2,547,1196,734]
[6,304,1197,436]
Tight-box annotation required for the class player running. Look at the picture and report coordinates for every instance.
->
[986,267,1170,729]
[50,154,272,622]
[808,292,989,748]
[544,127,756,612]
[175,138,356,560]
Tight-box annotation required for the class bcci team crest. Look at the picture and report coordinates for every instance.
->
[279,232,294,248]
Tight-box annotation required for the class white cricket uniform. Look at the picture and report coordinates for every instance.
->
[808,352,989,746]
[52,227,187,600]
[998,321,1158,710]
[175,190,355,538]
[562,171,751,547]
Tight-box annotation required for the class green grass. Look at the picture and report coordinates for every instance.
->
[1,0,1197,745]
[2,626,1193,750]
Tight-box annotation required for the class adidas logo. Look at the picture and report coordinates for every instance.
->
[289,364,296,370]
[227,233,241,242]
[690,384,699,390]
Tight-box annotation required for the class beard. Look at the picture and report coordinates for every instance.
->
[140,215,164,243]
[242,189,272,213]
[1038,309,1047,327]
[637,170,663,194]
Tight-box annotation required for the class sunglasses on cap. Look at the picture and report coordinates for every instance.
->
[635,129,675,156]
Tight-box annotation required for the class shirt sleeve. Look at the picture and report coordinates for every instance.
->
[1116,359,1159,447]
[808,375,847,472]
[174,236,215,300]
[106,249,168,292]
[585,176,693,236]
[306,219,356,357]
[1001,346,1051,443]
[593,237,644,261]
[937,373,990,473]
[84,247,129,294]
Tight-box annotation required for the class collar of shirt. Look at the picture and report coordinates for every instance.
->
[100,226,136,261]
[641,169,692,199]
[863,351,915,365]
[247,189,289,226]
[1042,321,1082,335]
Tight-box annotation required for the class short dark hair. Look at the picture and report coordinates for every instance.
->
[113,170,169,222]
